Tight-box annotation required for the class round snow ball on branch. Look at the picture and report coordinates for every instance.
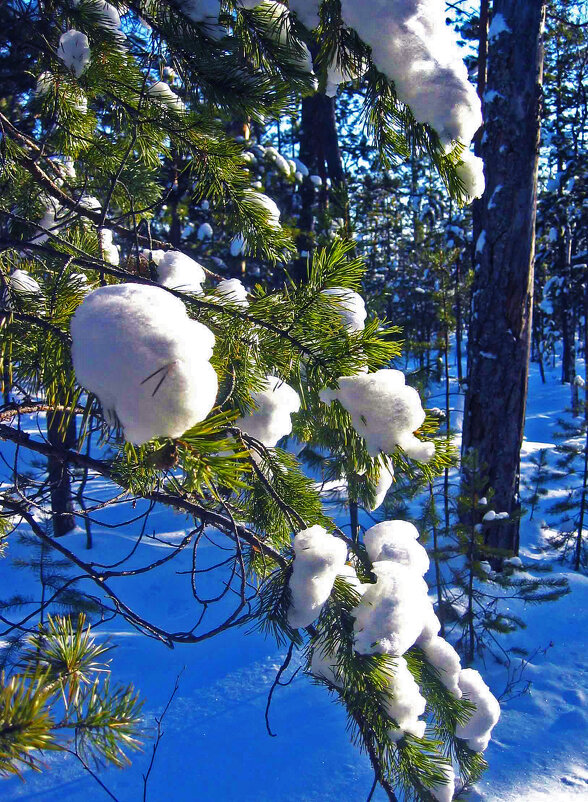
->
[230,234,246,257]
[287,525,348,629]
[364,520,429,576]
[456,150,486,203]
[57,30,91,77]
[71,284,218,445]
[352,561,429,656]
[322,287,367,332]
[319,369,435,461]
[215,278,248,307]
[9,269,41,296]
[155,251,206,294]
[236,376,300,448]
[455,668,500,752]
[384,657,427,741]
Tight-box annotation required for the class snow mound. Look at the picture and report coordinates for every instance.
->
[71,283,218,444]
[320,369,435,461]
[287,525,348,629]
[322,287,367,332]
[236,376,300,448]
[57,30,91,77]
[455,668,500,751]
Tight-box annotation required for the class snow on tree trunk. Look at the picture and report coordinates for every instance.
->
[462,0,547,560]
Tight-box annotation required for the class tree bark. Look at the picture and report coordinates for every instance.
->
[462,0,547,560]
[47,410,77,536]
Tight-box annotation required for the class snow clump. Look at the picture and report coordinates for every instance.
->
[319,369,435,461]
[235,376,300,448]
[369,460,394,511]
[230,235,246,257]
[198,222,213,240]
[151,251,206,294]
[339,0,482,148]
[71,283,218,444]
[147,81,185,113]
[99,229,119,265]
[322,287,367,332]
[455,668,500,751]
[57,30,91,77]
[456,149,486,202]
[244,189,281,229]
[215,278,248,306]
[384,657,427,741]
[9,270,41,296]
[287,525,348,629]
[352,560,430,656]
[364,520,429,576]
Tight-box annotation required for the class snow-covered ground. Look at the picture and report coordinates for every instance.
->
[1,359,587,801]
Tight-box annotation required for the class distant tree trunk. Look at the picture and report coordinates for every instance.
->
[47,410,76,537]
[294,91,346,280]
[462,0,547,561]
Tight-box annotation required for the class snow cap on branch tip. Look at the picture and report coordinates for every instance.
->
[235,376,300,448]
[319,368,435,462]
[153,251,206,294]
[456,149,486,203]
[57,30,91,78]
[322,287,367,332]
[243,189,281,229]
[339,0,482,147]
[287,525,348,629]
[147,81,186,113]
[9,269,41,296]
[215,278,248,307]
[71,283,218,445]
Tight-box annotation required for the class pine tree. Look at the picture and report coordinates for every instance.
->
[0,2,501,798]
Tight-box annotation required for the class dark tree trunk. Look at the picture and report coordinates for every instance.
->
[47,410,77,536]
[294,91,346,280]
[462,0,547,560]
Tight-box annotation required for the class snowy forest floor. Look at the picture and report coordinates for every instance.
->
[1,357,588,801]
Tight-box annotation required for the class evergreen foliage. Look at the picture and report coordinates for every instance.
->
[0,2,505,799]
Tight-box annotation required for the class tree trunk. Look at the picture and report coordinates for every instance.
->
[462,0,547,560]
[47,410,77,537]
[294,91,346,280]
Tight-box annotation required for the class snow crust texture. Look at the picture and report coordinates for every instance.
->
[71,284,218,444]
[235,376,300,448]
[319,368,435,461]
[287,525,348,629]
